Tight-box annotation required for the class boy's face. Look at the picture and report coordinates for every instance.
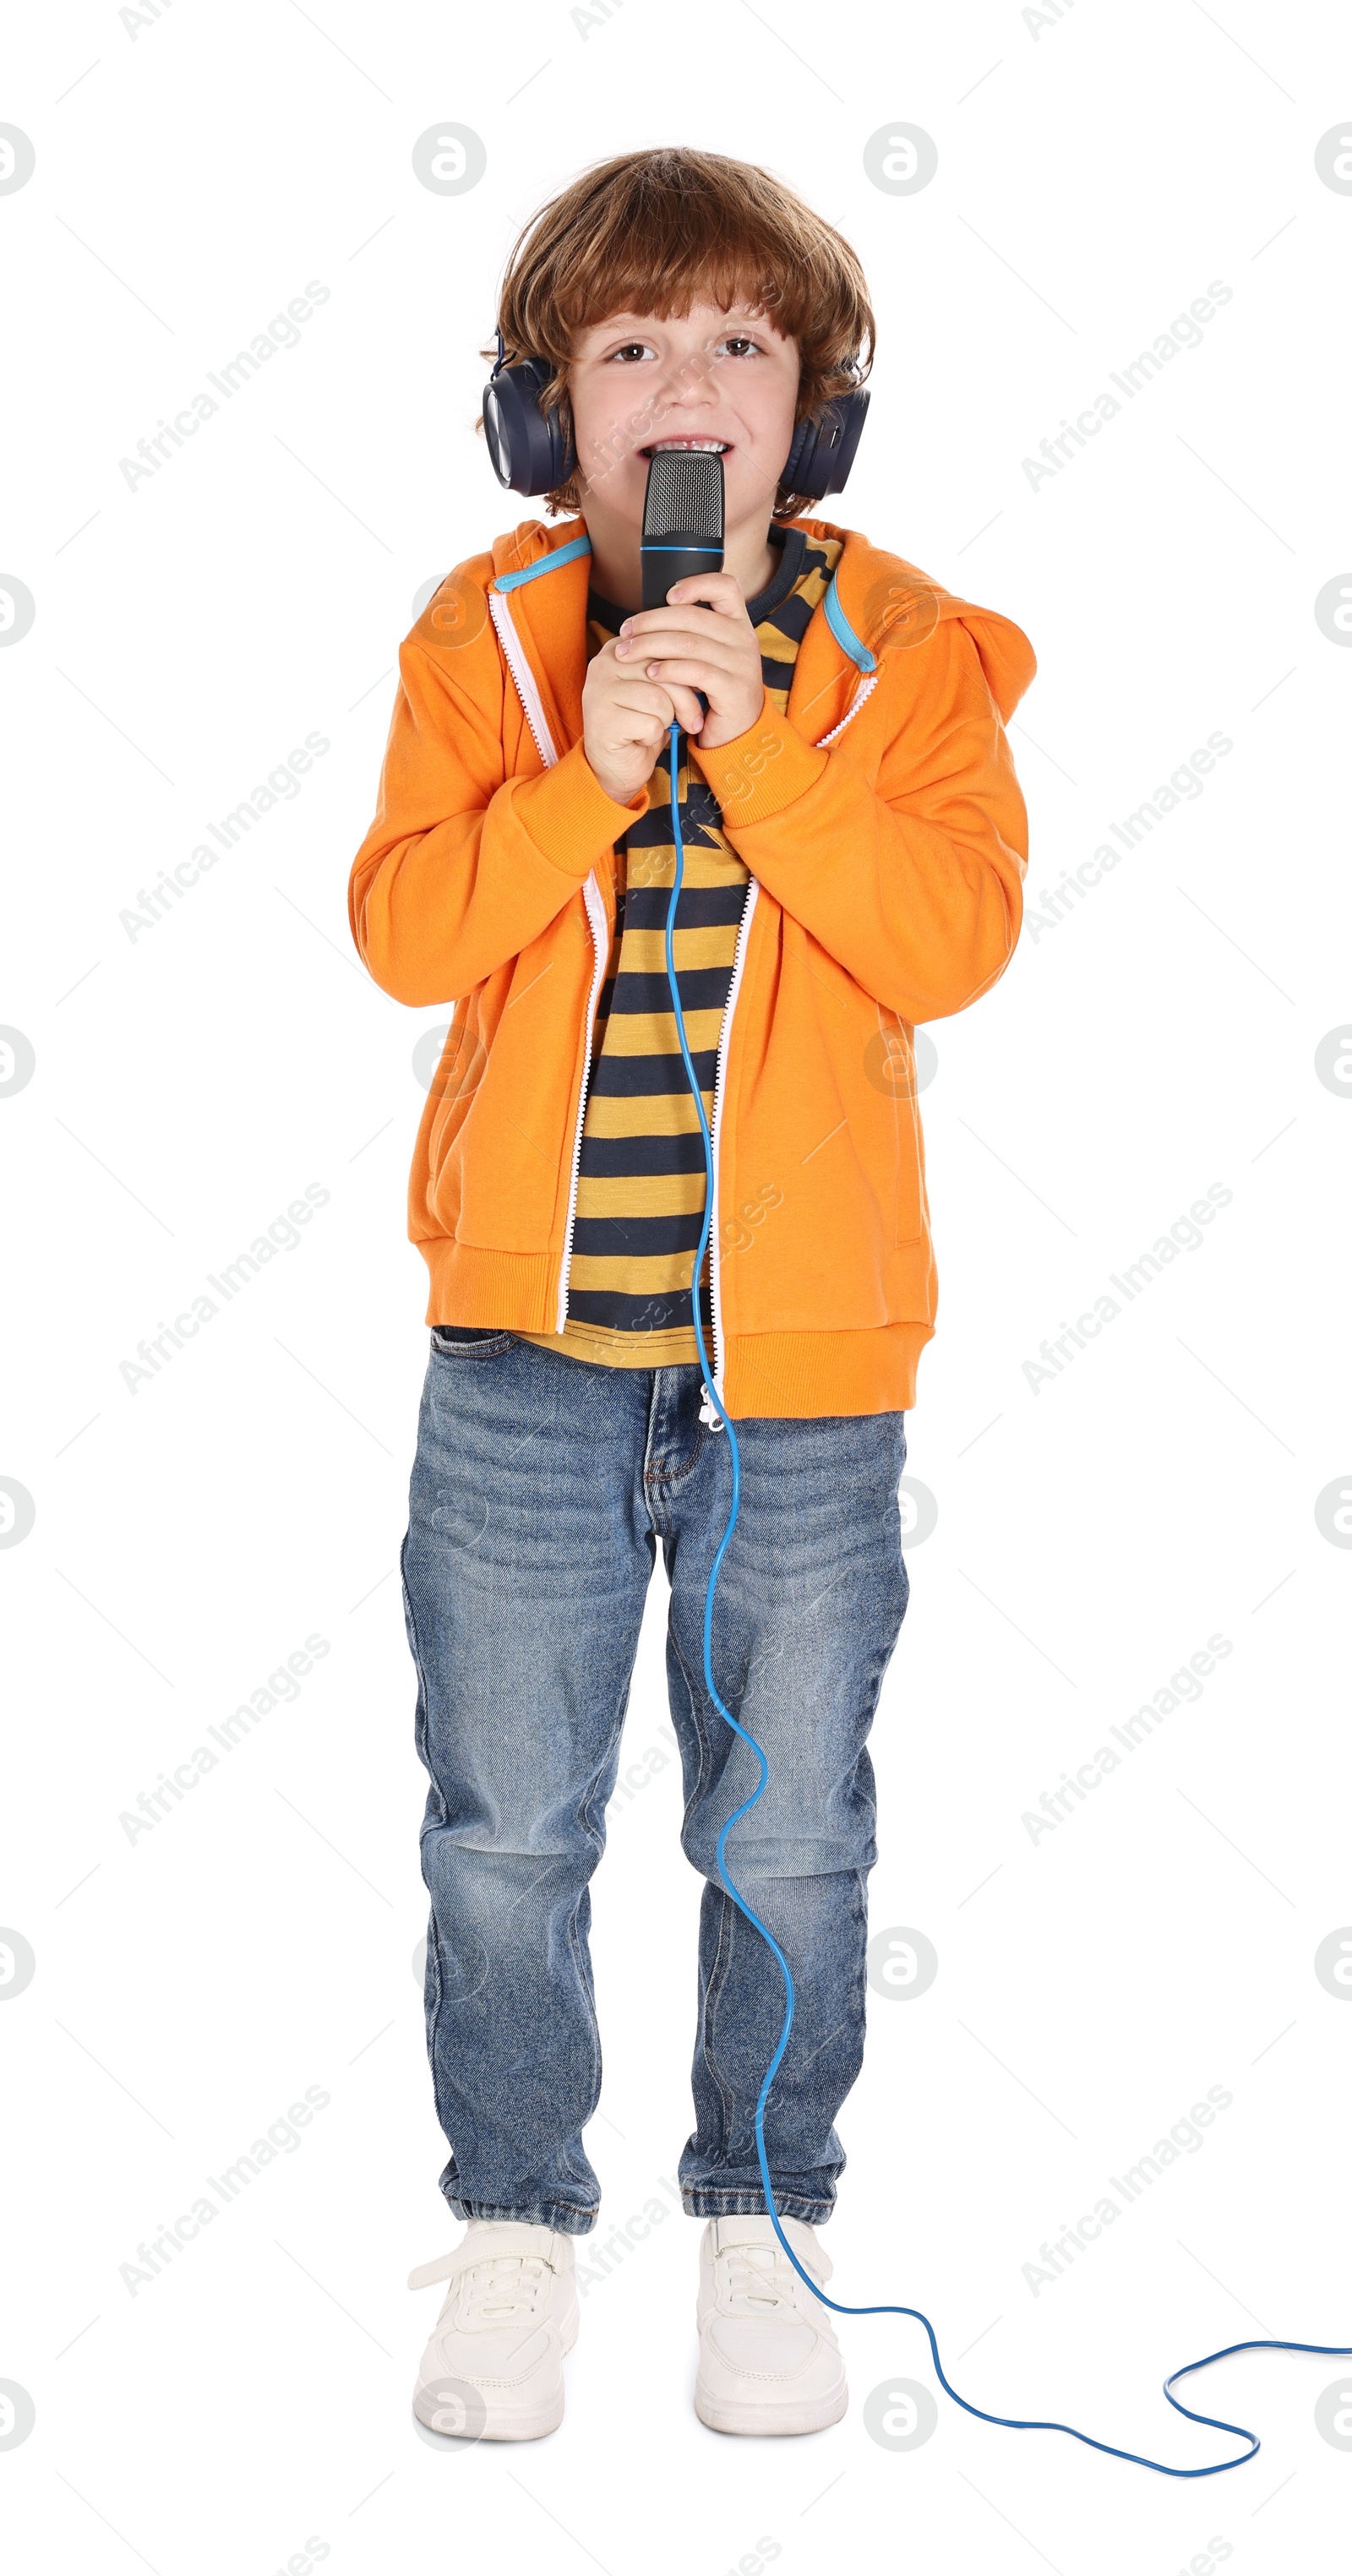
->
[567,301,801,538]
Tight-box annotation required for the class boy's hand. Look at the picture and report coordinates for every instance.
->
[615,574,766,753]
[580,574,767,804]
[581,636,686,806]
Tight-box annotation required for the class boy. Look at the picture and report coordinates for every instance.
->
[349,145,1035,2442]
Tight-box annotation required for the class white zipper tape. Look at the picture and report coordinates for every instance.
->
[814,669,878,748]
[488,590,559,773]
[556,871,609,1331]
[489,583,606,1332]
[707,876,760,1411]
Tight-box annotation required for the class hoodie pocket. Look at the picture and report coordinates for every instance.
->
[425,934,587,1255]
[875,1016,925,1250]
[724,950,928,1337]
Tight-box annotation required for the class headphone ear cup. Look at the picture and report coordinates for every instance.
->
[781,410,814,496]
[781,387,870,502]
[482,357,576,496]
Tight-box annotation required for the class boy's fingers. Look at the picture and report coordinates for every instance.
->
[611,673,706,723]
[590,652,704,739]
[609,679,679,724]
[637,659,729,697]
[620,604,744,645]
[609,683,703,736]
[637,654,740,692]
[617,631,746,678]
[664,574,744,613]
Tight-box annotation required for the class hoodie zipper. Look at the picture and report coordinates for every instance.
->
[491,571,875,1374]
[815,671,878,748]
[706,877,759,1410]
[703,683,873,1410]
[557,874,608,1330]
[488,590,558,773]
[489,585,609,1332]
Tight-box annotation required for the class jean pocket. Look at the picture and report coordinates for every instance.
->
[430,1326,515,1358]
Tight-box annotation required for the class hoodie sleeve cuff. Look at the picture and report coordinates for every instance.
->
[510,738,647,880]
[689,698,830,829]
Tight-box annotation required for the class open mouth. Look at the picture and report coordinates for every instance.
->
[638,438,730,458]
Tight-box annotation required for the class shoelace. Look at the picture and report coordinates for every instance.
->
[454,2253,548,2323]
[720,2244,818,2317]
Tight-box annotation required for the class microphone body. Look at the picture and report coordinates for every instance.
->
[641,449,725,611]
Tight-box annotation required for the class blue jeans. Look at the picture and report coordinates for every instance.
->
[401,1328,909,2234]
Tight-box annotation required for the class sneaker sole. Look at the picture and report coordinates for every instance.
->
[414,2387,565,2443]
[694,2380,848,2437]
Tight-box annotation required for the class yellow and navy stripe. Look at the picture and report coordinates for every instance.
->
[517,525,843,1370]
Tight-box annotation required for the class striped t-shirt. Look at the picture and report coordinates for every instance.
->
[512,522,843,1372]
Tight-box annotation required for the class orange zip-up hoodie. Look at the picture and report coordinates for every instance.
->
[348,513,1036,1419]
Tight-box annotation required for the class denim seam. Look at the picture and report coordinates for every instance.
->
[401,1528,448,2088]
[701,1886,741,2165]
[444,2191,600,2236]
[650,1432,712,1490]
[667,1622,714,1835]
[400,1526,431,1776]
[562,1898,602,2190]
[639,1366,675,1533]
[666,1616,740,2156]
[429,1329,514,1358]
[563,1733,624,2180]
[644,1371,712,1499]
[842,1865,870,2085]
[681,2189,832,2224]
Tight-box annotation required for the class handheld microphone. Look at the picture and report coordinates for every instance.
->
[641,449,724,611]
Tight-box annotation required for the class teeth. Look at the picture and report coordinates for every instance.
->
[647,438,728,453]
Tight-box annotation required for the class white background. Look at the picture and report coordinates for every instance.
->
[3,1,1350,2568]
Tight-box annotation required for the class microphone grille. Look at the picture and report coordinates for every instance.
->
[641,449,725,543]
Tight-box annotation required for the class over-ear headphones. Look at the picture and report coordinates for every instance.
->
[482,331,870,502]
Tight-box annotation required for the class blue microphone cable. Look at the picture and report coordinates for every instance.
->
[661,719,1352,2478]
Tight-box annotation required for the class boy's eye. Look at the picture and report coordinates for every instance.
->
[602,335,763,362]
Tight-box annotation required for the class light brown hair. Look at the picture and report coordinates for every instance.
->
[479,146,875,520]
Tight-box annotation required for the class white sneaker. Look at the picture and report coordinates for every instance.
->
[409,2219,579,2442]
[694,2214,848,2436]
